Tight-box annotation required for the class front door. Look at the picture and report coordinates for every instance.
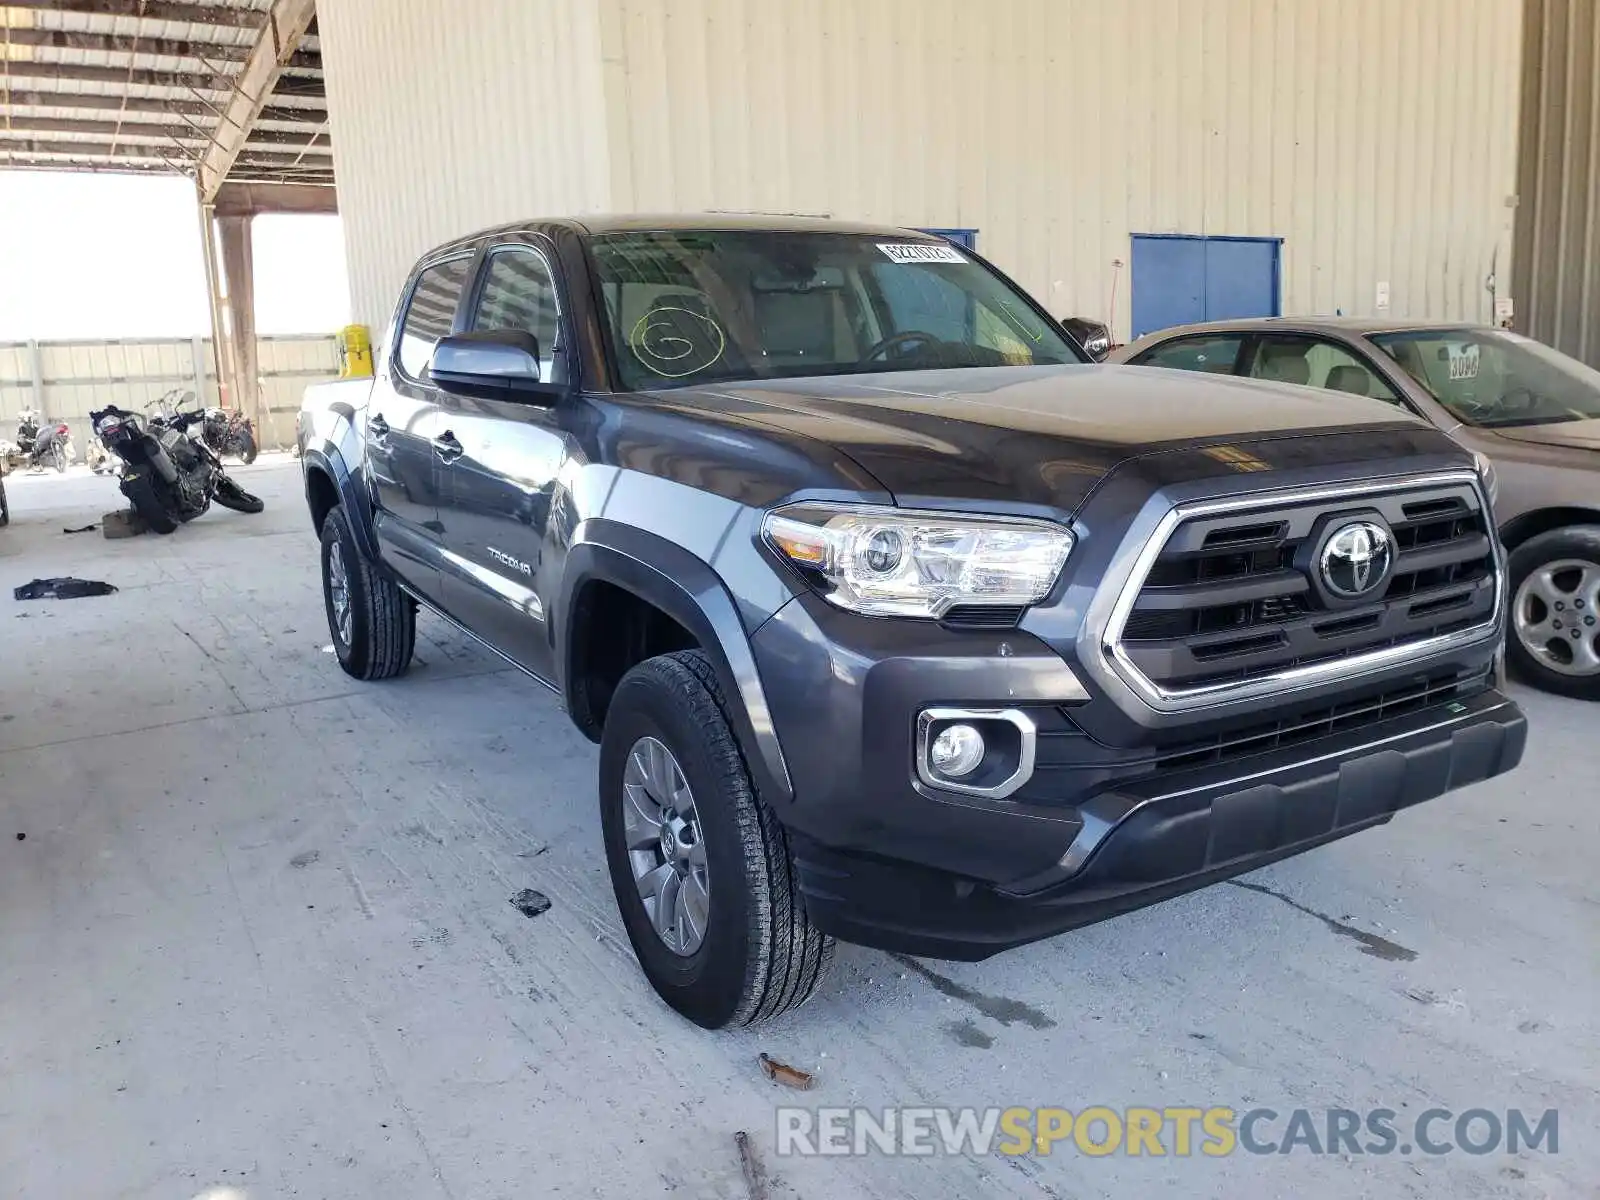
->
[434,241,571,682]
[369,252,475,599]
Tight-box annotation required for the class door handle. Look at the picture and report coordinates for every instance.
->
[431,430,464,462]
[368,413,390,441]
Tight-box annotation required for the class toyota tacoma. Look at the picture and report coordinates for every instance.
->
[299,216,1526,1028]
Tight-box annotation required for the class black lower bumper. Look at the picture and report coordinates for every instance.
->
[791,687,1527,960]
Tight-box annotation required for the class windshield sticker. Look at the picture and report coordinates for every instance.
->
[877,242,966,265]
[1446,344,1480,381]
[629,306,727,379]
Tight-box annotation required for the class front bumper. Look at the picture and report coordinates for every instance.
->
[783,682,1525,960]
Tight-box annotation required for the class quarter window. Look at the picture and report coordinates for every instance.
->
[469,246,566,383]
[397,256,474,380]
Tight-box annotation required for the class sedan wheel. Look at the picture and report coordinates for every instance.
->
[1514,558,1600,677]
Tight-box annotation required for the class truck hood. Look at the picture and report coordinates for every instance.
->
[676,365,1432,512]
[1482,418,1600,452]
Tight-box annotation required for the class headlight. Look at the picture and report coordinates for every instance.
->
[762,504,1074,618]
[95,415,124,435]
[1472,451,1499,507]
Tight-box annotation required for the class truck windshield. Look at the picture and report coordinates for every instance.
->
[1369,328,1600,428]
[588,230,1085,390]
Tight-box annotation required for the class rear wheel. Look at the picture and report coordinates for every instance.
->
[599,649,833,1028]
[321,505,415,680]
[237,428,258,465]
[1508,525,1600,701]
[212,474,264,514]
[122,467,179,534]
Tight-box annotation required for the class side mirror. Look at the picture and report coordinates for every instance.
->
[427,330,564,403]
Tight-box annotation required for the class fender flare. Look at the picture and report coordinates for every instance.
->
[559,518,795,806]
[302,442,380,563]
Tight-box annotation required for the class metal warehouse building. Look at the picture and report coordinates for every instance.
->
[314,0,1530,345]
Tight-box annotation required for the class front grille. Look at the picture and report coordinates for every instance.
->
[1115,478,1498,693]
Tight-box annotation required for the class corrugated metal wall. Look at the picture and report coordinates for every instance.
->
[1513,0,1600,367]
[315,0,613,328]
[319,0,1524,340]
[0,336,337,456]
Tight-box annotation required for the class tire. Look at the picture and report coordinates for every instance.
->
[599,649,833,1028]
[122,468,180,535]
[51,443,66,474]
[320,504,415,681]
[1506,524,1600,701]
[0,478,8,527]
[212,475,264,514]
[237,429,258,465]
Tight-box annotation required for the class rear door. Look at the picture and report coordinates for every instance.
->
[368,252,476,599]
[434,238,572,682]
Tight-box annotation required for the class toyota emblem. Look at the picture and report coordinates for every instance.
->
[1320,521,1394,599]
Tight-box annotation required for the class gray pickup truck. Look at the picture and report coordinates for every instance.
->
[300,215,1526,1028]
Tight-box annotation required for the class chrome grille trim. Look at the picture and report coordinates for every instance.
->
[1086,471,1505,715]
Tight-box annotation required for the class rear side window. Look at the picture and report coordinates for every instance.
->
[397,256,474,380]
[1247,335,1401,403]
[468,246,566,383]
[1134,334,1244,373]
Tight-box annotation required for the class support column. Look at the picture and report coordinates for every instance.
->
[216,213,262,438]
[27,340,44,412]
[197,198,228,409]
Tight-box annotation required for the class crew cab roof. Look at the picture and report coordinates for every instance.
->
[416,213,951,261]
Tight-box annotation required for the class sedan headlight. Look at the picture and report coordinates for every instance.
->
[762,504,1074,618]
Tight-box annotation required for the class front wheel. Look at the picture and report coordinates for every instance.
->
[599,650,833,1028]
[212,474,264,514]
[51,442,66,474]
[1508,525,1600,700]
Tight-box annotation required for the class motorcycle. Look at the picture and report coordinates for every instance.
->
[14,408,73,473]
[89,404,264,534]
[201,405,258,464]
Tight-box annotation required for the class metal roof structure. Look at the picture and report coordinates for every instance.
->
[0,0,332,194]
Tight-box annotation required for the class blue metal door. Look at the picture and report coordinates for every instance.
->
[1130,234,1280,337]
[1204,239,1280,322]
[918,228,978,250]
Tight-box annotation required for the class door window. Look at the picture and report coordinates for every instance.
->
[1132,334,1245,374]
[468,246,567,383]
[1247,336,1401,403]
[397,256,474,380]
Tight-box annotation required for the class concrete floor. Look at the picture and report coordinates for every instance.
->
[0,461,1595,1200]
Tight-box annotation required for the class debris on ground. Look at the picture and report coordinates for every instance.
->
[510,888,552,918]
[102,510,147,540]
[62,523,98,534]
[734,1131,770,1200]
[13,577,118,601]
[757,1053,816,1091]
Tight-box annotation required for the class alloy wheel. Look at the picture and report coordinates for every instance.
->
[621,736,710,956]
[1513,557,1600,677]
[327,541,353,647]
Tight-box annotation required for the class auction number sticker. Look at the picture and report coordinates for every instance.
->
[1446,344,1480,381]
[878,242,966,264]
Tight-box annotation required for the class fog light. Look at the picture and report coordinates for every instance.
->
[930,723,985,778]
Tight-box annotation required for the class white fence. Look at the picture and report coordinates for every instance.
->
[0,335,339,455]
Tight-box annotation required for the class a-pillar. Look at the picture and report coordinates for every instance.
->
[216,214,262,437]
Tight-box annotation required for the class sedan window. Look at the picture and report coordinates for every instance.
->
[1247,335,1402,404]
[1132,334,1244,374]
[1371,328,1600,427]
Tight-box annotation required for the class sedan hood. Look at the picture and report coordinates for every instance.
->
[1485,418,1600,452]
[675,365,1432,512]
